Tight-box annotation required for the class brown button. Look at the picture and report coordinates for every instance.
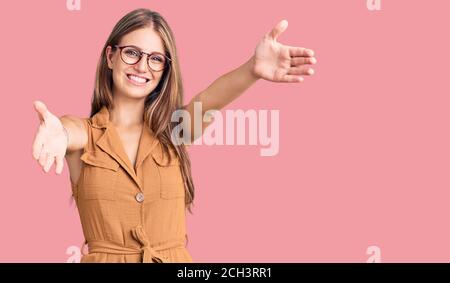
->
[135,192,145,203]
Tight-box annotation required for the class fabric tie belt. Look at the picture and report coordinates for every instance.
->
[81,225,185,263]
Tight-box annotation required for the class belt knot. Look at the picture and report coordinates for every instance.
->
[131,225,167,263]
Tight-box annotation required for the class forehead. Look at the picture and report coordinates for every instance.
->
[119,27,165,54]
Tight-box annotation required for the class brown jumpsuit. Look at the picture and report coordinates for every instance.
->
[71,106,193,263]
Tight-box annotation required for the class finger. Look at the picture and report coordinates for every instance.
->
[287,66,315,76]
[38,150,49,167]
[267,19,288,41]
[280,75,304,83]
[33,100,51,122]
[291,57,317,66]
[289,46,315,57]
[32,130,45,160]
[55,155,64,175]
[43,154,55,173]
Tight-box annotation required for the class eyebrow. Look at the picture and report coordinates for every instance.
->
[122,44,165,55]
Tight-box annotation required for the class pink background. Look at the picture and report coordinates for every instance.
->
[0,0,449,262]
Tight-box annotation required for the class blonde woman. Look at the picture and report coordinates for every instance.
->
[32,8,316,263]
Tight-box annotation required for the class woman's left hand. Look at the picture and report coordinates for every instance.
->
[252,20,317,83]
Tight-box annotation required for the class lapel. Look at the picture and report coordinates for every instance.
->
[90,106,159,192]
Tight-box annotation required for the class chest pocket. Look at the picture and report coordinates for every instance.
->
[80,150,120,189]
[152,149,185,200]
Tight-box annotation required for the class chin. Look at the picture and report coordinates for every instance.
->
[119,82,155,99]
[124,90,152,99]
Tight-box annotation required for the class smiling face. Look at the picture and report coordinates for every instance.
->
[106,27,167,100]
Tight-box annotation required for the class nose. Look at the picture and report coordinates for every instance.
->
[135,54,149,73]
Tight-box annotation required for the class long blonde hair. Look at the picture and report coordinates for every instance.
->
[91,8,195,214]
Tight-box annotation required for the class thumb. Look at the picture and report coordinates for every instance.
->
[267,19,288,41]
[33,100,50,122]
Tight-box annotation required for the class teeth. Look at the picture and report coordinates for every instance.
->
[128,75,147,84]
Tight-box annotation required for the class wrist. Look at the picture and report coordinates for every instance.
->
[244,55,261,83]
[62,125,69,146]
[59,116,70,145]
[62,125,69,153]
[246,55,260,82]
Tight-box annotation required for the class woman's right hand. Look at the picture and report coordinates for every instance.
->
[32,101,67,174]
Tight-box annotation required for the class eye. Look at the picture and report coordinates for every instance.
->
[124,48,140,58]
[150,55,164,63]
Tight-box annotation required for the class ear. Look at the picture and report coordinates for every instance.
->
[106,46,114,70]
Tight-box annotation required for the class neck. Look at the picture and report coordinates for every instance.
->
[110,95,145,129]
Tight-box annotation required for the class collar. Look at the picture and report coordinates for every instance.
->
[90,106,110,129]
[90,106,160,191]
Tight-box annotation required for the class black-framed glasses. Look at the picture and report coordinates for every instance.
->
[114,45,171,72]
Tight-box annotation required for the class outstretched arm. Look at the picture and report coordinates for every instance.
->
[184,20,317,141]
[32,101,87,174]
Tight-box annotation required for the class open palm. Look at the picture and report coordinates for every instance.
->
[253,20,317,83]
[32,101,67,174]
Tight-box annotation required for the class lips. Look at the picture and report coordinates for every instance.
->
[126,73,150,85]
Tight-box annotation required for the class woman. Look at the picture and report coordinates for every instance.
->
[31,8,316,263]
